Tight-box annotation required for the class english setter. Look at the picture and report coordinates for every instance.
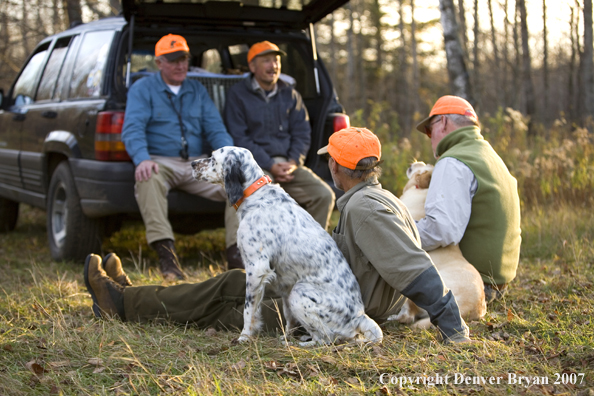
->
[389,161,486,328]
[191,147,382,346]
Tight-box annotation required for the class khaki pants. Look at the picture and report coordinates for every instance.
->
[134,156,239,247]
[265,161,335,231]
[123,269,284,332]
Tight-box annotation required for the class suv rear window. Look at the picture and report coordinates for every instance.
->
[69,30,115,99]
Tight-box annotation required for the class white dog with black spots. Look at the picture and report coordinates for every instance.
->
[191,146,383,346]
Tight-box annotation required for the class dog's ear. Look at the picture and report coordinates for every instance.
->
[415,170,432,189]
[224,157,246,205]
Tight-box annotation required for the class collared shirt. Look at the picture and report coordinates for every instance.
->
[332,179,435,321]
[415,157,478,251]
[251,77,278,102]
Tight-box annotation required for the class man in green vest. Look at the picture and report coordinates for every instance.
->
[415,95,522,303]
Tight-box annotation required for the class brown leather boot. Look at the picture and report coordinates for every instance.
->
[226,243,244,270]
[84,254,125,320]
[103,253,133,287]
[150,239,186,281]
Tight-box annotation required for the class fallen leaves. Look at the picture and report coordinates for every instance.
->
[87,357,103,366]
[25,360,46,376]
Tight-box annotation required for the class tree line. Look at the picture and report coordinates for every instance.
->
[1,0,593,137]
[316,0,594,136]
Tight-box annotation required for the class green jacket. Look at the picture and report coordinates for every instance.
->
[436,126,521,285]
[332,179,435,321]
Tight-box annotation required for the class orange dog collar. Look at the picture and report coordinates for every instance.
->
[233,175,272,210]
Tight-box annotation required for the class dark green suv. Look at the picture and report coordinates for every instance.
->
[0,0,350,261]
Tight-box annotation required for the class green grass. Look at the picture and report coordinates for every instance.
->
[1,204,593,395]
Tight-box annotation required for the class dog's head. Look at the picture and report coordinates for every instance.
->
[402,161,434,193]
[191,146,263,205]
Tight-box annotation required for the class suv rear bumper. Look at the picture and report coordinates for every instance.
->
[70,159,225,218]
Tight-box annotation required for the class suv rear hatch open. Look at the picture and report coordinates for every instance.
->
[121,0,348,30]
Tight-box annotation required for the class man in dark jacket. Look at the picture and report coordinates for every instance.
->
[223,41,335,230]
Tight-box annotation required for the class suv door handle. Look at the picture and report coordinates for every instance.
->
[42,111,58,119]
[13,113,26,121]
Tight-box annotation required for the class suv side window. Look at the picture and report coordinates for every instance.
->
[36,37,73,102]
[11,43,50,105]
[69,30,115,99]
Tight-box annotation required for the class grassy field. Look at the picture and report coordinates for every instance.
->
[0,203,593,395]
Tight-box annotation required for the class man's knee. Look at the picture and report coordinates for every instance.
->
[135,172,169,197]
[309,179,335,205]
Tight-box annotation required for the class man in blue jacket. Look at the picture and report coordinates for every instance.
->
[122,34,241,279]
[223,41,335,230]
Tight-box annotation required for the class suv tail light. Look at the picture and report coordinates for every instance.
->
[333,114,350,132]
[95,111,131,161]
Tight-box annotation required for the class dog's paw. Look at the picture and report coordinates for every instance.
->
[388,310,415,324]
[237,334,252,344]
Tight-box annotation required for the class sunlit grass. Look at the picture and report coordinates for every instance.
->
[0,204,593,395]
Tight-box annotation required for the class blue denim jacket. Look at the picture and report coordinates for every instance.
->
[122,72,232,166]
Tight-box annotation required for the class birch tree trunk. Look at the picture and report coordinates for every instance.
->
[542,0,549,121]
[346,3,356,110]
[457,0,469,61]
[569,6,578,120]
[20,0,30,55]
[502,0,510,107]
[355,0,366,110]
[488,0,502,105]
[53,0,62,34]
[411,0,420,116]
[62,0,83,27]
[398,0,411,135]
[472,0,480,107]
[438,0,474,102]
[512,1,521,110]
[581,0,594,122]
[517,0,536,135]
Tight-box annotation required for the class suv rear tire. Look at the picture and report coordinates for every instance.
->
[47,162,102,261]
[0,197,19,232]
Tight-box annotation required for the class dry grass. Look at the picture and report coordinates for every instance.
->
[1,204,593,395]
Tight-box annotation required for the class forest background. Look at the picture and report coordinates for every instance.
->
[2,0,592,207]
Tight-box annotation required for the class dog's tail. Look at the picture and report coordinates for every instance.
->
[357,314,383,344]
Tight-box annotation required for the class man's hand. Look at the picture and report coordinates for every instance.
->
[135,160,159,182]
[270,160,297,183]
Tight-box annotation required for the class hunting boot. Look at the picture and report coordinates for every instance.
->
[103,253,133,287]
[150,239,186,281]
[84,254,125,320]
[225,243,244,270]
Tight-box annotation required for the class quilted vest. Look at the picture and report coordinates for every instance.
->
[435,126,521,285]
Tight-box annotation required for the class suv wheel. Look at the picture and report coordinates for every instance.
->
[0,197,19,232]
[47,162,102,261]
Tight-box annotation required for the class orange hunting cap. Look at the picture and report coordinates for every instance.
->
[247,41,287,63]
[155,34,191,61]
[317,127,382,170]
[416,95,478,134]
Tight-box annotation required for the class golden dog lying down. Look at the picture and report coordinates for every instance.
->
[389,161,487,329]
